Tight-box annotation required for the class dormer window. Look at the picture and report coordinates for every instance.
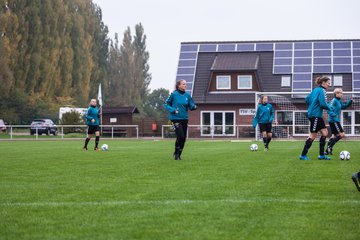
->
[216,75,231,90]
[237,75,252,89]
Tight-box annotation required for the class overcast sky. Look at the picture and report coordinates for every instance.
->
[92,0,360,92]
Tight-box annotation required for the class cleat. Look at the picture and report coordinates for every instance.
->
[351,172,360,192]
[325,148,333,155]
[299,155,309,161]
[94,147,100,151]
[318,155,330,160]
[264,147,269,152]
[174,153,180,160]
[83,147,88,151]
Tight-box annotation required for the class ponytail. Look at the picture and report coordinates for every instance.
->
[315,76,330,85]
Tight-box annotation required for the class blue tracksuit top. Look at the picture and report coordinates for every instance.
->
[164,90,197,121]
[327,97,352,122]
[85,106,100,126]
[305,86,330,118]
[252,103,274,128]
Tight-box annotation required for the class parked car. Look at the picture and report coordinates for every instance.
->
[30,119,58,135]
[0,119,6,132]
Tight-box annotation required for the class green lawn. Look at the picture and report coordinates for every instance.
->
[0,140,359,240]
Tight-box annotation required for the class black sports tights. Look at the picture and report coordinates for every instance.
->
[173,121,188,156]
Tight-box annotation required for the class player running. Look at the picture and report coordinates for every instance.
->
[299,76,333,160]
[253,95,274,151]
[164,79,197,160]
[325,88,352,155]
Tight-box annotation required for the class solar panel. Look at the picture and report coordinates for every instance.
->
[255,43,273,51]
[177,40,360,95]
[180,44,198,52]
[218,44,236,52]
[199,44,217,52]
[237,44,254,51]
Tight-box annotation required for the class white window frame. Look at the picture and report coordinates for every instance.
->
[281,76,291,87]
[237,75,252,89]
[333,75,343,86]
[200,111,236,136]
[341,110,360,136]
[275,110,293,125]
[216,75,231,90]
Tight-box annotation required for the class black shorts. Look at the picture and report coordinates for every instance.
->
[258,123,272,133]
[329,122,344,135]
[309,117,326,133]
[87,125,100,134]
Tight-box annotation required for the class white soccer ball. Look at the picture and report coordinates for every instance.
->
[339,150,350,160]
[250,144,258,151]
[101,144,109,151]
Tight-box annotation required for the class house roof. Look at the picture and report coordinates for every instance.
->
[182,39,360,44]
[102,107,139,114]
[211,54,259,71]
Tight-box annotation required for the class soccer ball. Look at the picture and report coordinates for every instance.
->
[101,144,109,151]
[339,150,350,160]
[250,144,258,151]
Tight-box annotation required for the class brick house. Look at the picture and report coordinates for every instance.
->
[175,40,360,138]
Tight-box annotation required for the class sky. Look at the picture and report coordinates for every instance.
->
[92,0,360,92]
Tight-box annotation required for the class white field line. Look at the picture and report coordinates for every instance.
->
[1,198,360,207]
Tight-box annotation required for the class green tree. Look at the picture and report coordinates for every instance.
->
[142,88,170,120]
[106,23,151,109]
[0,0,109,123]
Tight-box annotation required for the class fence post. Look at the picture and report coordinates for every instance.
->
[61,126,64,140]
[136,126,139,139]
[111,126,114,139]
[10,126,13,140]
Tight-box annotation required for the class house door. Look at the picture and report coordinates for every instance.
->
[201,111,235,136]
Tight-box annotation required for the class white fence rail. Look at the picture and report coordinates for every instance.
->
[162,124,360,140]
[0,125,139,140]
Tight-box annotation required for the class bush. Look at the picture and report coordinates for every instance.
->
[60,111,85,134]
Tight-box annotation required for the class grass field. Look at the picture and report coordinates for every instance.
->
[0,140,359,239]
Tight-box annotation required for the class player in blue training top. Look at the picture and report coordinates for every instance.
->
[325,88,352,155]
[83,99,101,151]
[253,95,274,151]
[164,79,197,160]
[299,76,333,160]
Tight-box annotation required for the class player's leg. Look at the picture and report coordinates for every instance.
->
[94,128,100,151]
[351,171,360,192]
[329,123,344,153]
[178,122,188,159]
[318,126,330,160]
[84,132,92,150]
[300,117,317,160]
[173,122,185,160]
[265,124,272,150]
[300,133,316,160]
[326,133,335,155]
[326,122,341,155]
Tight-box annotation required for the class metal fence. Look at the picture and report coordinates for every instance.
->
[0,125,139,140]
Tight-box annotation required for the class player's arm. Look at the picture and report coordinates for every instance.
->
[85,108,93,121]
[252,107,259,128]
[327,100,337,117]
[341,99,353,109]
[188,95,197,111]
[319,90,330,110]
[164,93,176,113]
[305,92,312,105]
[269,105,275,123]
